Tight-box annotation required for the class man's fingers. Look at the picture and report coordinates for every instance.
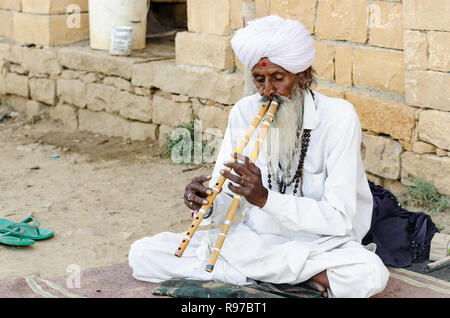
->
[186,175,213,197]
[231,152,261,175]
[246,160,261,175]
[184,197,201,211]
[233,152,251,165]
[191,175,212,184]
[184,175,210,211]
[192,194,209,206]
[185,191,209,206]
[223,162,251,179]
[187,183,212,196]
[228,183,248,196]
[220,168,245,186]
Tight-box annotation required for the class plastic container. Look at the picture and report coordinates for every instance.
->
[88,0,150,51]
[110,26,133,56]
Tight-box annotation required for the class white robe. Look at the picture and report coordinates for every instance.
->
[128,91,389,298]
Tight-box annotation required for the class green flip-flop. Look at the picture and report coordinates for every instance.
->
[0,217,54,240]
[0,230,35,247]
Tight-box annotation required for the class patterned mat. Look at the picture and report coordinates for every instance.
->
[374,267,450,298]
[0,262,448,298]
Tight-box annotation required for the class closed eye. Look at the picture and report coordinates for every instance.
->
[273,75,284,81]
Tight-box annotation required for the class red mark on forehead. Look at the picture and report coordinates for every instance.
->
[261,62,267,67]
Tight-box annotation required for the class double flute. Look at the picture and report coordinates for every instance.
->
[175,98,279,272]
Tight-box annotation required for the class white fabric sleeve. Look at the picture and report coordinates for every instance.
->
[261,117,362,236]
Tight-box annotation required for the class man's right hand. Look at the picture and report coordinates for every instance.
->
[184,175,213,211]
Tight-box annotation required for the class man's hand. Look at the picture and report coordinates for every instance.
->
[221,153,268,208]
[184,175,213,211]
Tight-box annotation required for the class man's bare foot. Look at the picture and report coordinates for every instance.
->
[305,280,328,298]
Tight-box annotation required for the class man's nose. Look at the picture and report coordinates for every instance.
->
[263,79,276,98]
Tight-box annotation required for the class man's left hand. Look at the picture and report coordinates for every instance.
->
[220,152,268,208]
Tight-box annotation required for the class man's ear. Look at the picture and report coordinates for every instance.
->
[297,67,312,88]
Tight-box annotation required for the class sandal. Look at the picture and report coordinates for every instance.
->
[0,217,54,240]
[0,229,35,247]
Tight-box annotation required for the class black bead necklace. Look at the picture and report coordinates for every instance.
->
[267,129,311,196]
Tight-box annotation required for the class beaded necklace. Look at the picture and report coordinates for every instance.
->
[267,90,314,197]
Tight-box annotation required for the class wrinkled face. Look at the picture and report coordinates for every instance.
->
[252,57,310,100]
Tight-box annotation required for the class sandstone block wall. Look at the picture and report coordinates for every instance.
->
[400,0,450,196]
[0,0,89,46]
[0,42,232,149]
[173,0,450,196]
[0,0,449,197]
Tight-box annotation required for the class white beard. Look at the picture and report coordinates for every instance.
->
[266,87,305,186]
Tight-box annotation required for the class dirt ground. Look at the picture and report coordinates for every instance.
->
[0,114,449,281]
[0,114,215,280]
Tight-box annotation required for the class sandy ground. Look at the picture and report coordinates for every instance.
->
[0,115,215,280]
[0,114,449,281]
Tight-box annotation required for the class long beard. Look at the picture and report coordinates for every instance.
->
[266,87,305,186]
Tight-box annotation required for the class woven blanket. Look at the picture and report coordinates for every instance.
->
[1,262,449,298]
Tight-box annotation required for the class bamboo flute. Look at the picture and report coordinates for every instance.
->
[174,99,272,258]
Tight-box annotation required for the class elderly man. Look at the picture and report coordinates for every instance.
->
[129,15,389,298]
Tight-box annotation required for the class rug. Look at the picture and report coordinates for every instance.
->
[0,262,449,298]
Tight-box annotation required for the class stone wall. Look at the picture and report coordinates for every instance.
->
[0,0,449,196]
[0,40,238,146]
[0,0,89,46]
[175,0,450,196]
[400,0,450,196]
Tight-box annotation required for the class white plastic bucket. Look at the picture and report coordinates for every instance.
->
[89,0,150,51]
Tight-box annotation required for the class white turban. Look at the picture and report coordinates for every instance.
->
[231,15,315,74]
